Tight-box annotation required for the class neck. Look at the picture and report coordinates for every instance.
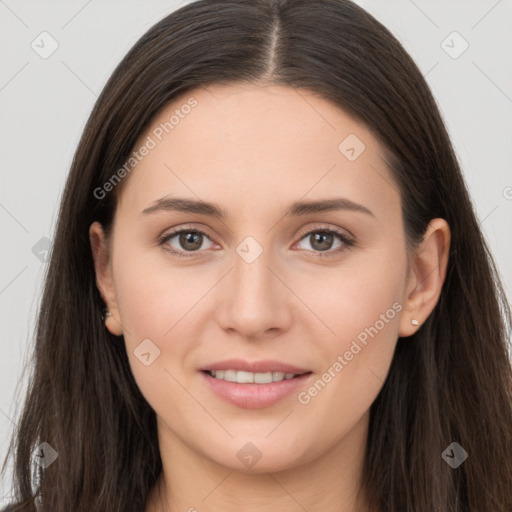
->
[146,411,371,512]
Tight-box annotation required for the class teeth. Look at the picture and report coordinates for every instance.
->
[254,372,271,384]
[209,369,298,383]
[237,371,254,383]
[272,371,285,381]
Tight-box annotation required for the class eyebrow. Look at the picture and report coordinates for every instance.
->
[141,196,375,219]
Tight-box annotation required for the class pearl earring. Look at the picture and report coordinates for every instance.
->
[411,319,419,326]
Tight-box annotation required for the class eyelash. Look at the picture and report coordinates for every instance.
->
[158,224,355,259]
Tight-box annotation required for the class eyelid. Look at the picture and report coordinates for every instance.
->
[294,222,355,243]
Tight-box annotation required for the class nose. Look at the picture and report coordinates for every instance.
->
[215,239,293,341]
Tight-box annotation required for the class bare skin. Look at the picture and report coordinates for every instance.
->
[90,82,450,512]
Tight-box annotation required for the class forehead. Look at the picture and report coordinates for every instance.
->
[117,82,399,225]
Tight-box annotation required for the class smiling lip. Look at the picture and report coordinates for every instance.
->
[200,359,313,409]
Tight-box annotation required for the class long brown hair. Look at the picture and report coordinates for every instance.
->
[2,1,511,510]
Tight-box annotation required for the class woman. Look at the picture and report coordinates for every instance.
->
[2,0,511,511]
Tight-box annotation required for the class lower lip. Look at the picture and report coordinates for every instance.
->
[200,371,313,409]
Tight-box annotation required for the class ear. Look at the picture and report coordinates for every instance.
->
[399,218,451,337]
[89,221,124,336]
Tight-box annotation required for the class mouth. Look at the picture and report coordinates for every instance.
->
[199,359,313,409]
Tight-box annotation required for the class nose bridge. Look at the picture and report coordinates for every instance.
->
[216,233,291,337]
[232,234,278,307]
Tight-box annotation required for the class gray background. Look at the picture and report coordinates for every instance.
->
[1,0,511,503]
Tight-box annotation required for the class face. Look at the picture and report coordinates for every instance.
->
[91,82,420,473]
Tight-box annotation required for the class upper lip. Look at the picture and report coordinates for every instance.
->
[201,359,311,375]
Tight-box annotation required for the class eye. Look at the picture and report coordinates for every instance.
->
[294,226,355,257]
[158,224,355,259]
[159,226,215,259]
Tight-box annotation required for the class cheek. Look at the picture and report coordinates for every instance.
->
[302,242,405,348]
[110,245,197,388]
[295,246,405,410]
[110,239,222,396]
[112,240,200,340]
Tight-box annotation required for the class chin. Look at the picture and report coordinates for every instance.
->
[202,437,313,474]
